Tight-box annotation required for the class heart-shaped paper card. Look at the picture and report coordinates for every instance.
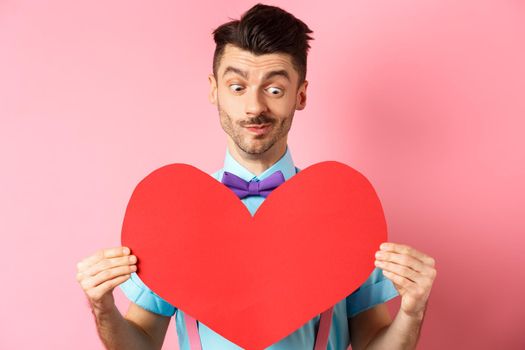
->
[121,161,386,350]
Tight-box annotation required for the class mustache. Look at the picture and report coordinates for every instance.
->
[240,115,274,126]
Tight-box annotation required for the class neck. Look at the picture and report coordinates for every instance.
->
[226,138,287,176]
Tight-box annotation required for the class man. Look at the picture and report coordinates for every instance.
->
[76,3,437,349]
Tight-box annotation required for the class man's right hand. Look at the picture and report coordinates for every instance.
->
[76,246,137,313]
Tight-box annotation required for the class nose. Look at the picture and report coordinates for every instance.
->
[244,88,268,117]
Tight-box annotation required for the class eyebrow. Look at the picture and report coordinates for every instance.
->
[222,66,291,82]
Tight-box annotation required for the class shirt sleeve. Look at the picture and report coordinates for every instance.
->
[119,272,177,316]
[346,267,399,318]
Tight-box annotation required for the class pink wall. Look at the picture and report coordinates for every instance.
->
[1,1,524,349]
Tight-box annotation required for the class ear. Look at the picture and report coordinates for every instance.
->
[208,73,218,106]
[295,80,308,111]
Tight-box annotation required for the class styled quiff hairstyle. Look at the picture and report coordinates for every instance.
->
[211,3,314,88]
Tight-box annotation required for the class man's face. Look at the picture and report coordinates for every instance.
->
[209,44,307,156]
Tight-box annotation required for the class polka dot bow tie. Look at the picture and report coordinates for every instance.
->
[221,170,286,199]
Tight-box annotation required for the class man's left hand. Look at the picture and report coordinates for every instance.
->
[374,242,437,319]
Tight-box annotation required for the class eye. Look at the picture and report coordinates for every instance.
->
[267,87,283,95]
[229,84,244,93]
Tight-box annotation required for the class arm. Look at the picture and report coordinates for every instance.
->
[92,300,171,350]
[349,304,424,350]
[361,307,424,350]
[348,304,392,350]
[77,246,170,350]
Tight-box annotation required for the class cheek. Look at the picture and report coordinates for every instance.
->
[270,100,295,120]
[218,102,240,125]
[218,90,244,115]
[272,93,296,110]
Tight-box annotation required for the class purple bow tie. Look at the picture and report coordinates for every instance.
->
[221,170,286,199]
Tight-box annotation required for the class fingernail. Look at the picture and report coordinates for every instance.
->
[129,255,137,263]
[123,247,130,255]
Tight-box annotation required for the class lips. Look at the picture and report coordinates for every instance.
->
[244,123,272,135]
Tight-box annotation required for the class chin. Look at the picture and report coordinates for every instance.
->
[248,143,277,155]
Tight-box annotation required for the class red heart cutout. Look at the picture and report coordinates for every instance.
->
[121,161,386,350]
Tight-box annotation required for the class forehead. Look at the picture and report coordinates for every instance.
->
[218,44,297,81]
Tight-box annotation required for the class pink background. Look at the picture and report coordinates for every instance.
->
[1,1,524,349]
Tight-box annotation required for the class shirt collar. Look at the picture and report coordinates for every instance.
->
[222,145,297,182]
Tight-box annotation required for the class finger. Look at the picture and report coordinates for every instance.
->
[86,274,131,302]
[77,246,131,271]
[375,250,426,274]
[381,269,416,290]
[379,242,435,267]
[81,265,137,290]
[385,274,407,294]
[83,255,137,277]
[375,260,424,284]
[77,250,104,272]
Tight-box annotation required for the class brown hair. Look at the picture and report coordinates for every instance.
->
[212,3,314,88]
